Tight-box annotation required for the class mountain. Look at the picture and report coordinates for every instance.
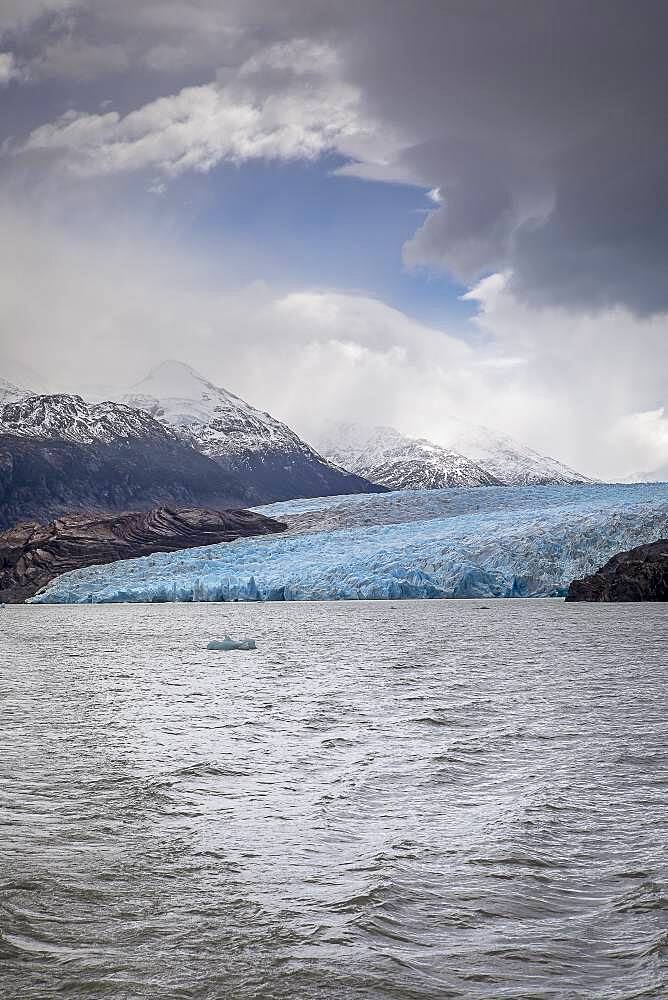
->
[315,422,501,490]
[622,462,668,484]
[122,361,382,502]
[440,418,593,486]
[0,393,180,444]
[0,393,256,529]
[317,419,591,489]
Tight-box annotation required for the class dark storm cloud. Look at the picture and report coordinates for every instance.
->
[6,0,668,313]
[325,0,668,314]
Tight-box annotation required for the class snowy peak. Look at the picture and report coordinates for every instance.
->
[0,394,176,445]
[317,422,500,490]
[440,417,593,486]
[317,419,592,490]
[124,360,310,458]
[134,359,214,397]
[121,361,381,502]
[126,360,231,424]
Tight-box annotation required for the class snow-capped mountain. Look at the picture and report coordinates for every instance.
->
[621,461,668,484]
[0,392,257,528]
[315,422,501,490]
[318,419,590,488]
[122,361,382,502]
[440,418,593,486]
[0,393,179,444]
[124,361,300,455]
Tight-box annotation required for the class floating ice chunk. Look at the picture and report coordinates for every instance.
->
[207,636,256,651]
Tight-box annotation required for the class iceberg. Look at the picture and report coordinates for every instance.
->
[207,636,256,651]
[30,484,668,604]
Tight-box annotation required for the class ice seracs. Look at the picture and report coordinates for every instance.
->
[122,361,381,502]
[31,483,668,604]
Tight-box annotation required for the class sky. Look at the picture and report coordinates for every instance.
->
[1,0,667,481]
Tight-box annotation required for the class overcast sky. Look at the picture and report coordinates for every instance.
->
[1,0,667,480]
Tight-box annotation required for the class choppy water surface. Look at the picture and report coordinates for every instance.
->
[1,600,666,999]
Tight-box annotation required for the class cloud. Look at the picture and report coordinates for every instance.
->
[3,193,667,482]
[0,52,21,84]
[29,38,130,80]
[19,39,370,176]
[464,273,668,478]
[14,1,668,314]
[337,2,668,315]
[611,409,668,482]
[3,1,668,484]
[0,1,74,35]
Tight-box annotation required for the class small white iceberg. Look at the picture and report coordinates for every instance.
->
[207,635,256,651]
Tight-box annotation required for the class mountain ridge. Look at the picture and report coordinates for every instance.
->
[122,361,384,502]
[0,393,182,445]
[315,422,501,490]
[318,419,591,489]
[0,392,257,529]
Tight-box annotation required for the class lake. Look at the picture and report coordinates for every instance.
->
[1,600,666,998]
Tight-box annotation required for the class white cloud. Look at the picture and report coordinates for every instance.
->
[19,39,372,176]
[614,409,668,481]
[0,52,20,84]
[464,273,668,479]
[1,196,666,483]
[0,199,527,442]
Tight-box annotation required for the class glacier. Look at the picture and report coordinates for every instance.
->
[30,484,668,604]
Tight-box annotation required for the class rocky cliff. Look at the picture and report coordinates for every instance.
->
[0,505,286,603]
[566,539,668,601]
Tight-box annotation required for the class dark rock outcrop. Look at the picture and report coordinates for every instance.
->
[0,505,286,603]
[0,433,259,530]
[566,539,668,602]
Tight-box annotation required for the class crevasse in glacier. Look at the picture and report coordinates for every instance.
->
[30,484,668,604]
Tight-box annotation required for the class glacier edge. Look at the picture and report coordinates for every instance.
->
[29,484,668,604]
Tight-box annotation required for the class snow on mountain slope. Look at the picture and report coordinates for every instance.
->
[316,422,501,489]
[440,418,592,486]
[0,392,259,528]
[122,361,382,502]
[31,483,668,603]
[0,393,179,444]
[124,361,309,455]
[621,461,668,484]
[0,377,32,406]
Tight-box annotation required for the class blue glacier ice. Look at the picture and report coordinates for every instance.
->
[30,484,668,604]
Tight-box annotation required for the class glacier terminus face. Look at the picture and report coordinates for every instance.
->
[30,483,668,604]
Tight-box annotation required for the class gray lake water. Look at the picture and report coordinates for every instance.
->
[1,600,666,999]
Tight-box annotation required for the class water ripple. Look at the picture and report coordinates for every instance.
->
[0,599,666,999]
